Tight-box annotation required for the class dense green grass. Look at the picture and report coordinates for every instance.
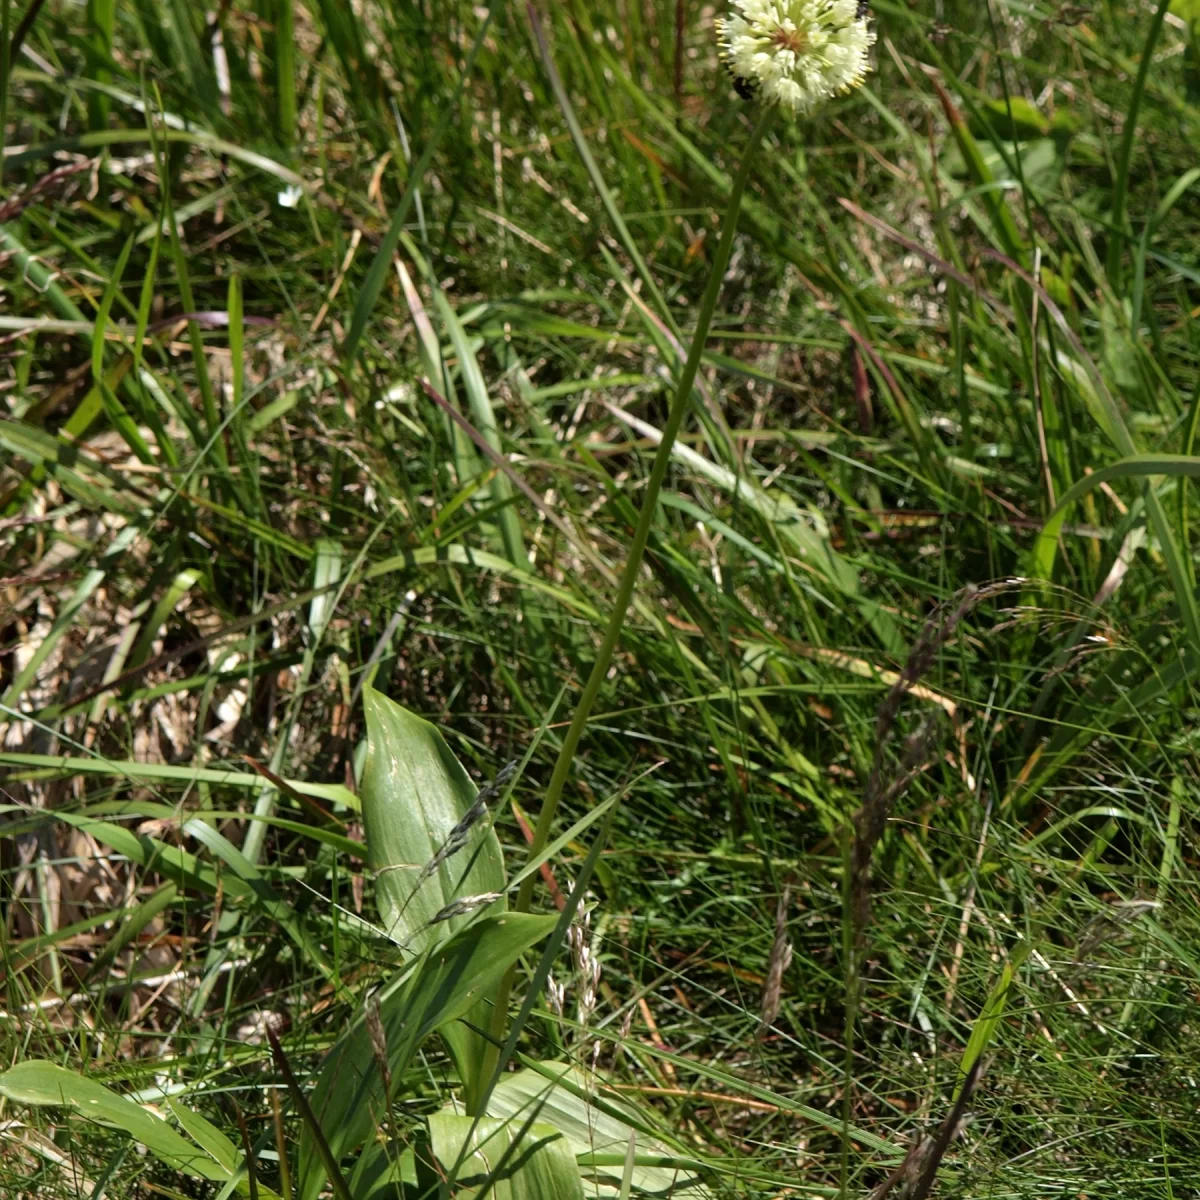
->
[3,0,1200,1196]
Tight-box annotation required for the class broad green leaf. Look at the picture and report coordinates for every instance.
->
[430,282,531,575]
[297,911,556,1200]
[0,1061,229,1183]
[957,957,1021,1099]
[485,1064,709,1197]
[393,253,479,488]
[361,687,509,1102]
[247,388,301,435]
[361,687,505,952]
[309,539,344,644]
[1100,299,1143,397]
[128,568,203,672]
[349,1144,417,1199]
[428,1113,585,1199]
[941,135,1063,192]
[932,78,1027,263]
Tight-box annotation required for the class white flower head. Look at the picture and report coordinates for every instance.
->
[718,0,875,115]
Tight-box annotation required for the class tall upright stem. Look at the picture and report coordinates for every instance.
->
[475,106,775,1109]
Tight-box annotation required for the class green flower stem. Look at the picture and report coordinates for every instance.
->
[475,105,775,1110]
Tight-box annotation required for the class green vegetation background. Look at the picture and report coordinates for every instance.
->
[3,0,1200,1196]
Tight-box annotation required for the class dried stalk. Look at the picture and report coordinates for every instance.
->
[841,581,1015,1198]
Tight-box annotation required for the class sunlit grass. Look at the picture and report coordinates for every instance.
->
[2,0,1200,1196]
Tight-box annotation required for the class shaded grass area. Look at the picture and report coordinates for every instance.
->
[3,0,1200,1196]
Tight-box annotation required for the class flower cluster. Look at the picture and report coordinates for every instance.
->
[718,0,875,114]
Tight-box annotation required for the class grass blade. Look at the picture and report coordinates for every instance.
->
[1106,0,1172,288]
[342,2,496,365]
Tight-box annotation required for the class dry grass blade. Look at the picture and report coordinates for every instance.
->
[232,1101,260,1200]
[868,1058,985,1200]
[758,882,793,1034]
[849,581,1016,942]
[266,1026,354,1200]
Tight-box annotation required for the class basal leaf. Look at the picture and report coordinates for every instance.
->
[361,687,506,950]
[484,1064,709,1198]
[361,687,510,1107]
[428,1112,585,1199]
[297,911,556,1200]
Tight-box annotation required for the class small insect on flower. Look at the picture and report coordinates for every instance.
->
[718,0,876,115]
[732,72,760,101]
